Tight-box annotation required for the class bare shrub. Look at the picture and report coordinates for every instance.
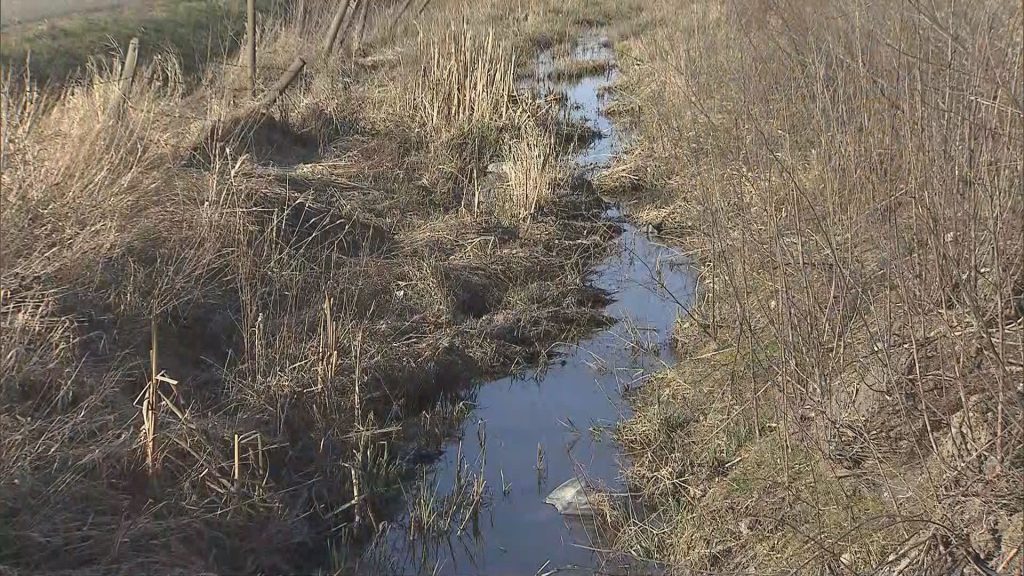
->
[610,0,1023,572]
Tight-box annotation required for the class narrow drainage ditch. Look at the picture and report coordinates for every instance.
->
[366,33,696,575]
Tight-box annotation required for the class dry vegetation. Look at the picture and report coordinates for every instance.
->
[0,1,621,573]
[600,0,1024,573]
[4,0,1021,573]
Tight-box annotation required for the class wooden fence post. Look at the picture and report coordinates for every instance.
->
[119,38,140,96]
[390,0,415,32]
[258,56,306,108]
[247,0,257,95]
[323,0,353,57]
[106,38,139,119]
[352,0,369,54]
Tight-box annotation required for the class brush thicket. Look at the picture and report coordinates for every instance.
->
[604,0,1024,572]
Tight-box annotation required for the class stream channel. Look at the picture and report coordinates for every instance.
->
[370,34,696,575]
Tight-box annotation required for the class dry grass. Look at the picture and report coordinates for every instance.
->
[7,0,1018,572]
[599,0,1024,573]
[0,1,617,573]
[416,24,517,135]
[495,120,558,223]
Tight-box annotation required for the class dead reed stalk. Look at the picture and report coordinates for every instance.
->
[144,318,159,474]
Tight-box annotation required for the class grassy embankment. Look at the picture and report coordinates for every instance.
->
[593,0,1023,573]
[0,0,286,84]
[0,0,635,573]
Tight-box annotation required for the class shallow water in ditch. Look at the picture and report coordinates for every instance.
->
[368,35,696,575]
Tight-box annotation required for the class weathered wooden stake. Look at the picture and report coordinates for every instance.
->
[258,56,306,108]
[119,38,140,97]
[108,37,139,117]
[247,0,257,95]
[390,0,415,31]
[194,56,306,155]
[352,0,370,54]
[322,0,353,57]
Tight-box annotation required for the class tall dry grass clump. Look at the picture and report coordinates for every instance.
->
[495,121,557,223]
[607,0,1023,573]
[1,55,248,574]
[416,24,517,134]
[407,20,562,221]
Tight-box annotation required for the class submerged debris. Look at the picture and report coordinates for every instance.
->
[544,477,598,516]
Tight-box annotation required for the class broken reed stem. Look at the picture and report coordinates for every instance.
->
[233,433,241,491]
[145,318,159,474]
[256,434,265,483]
[351,329,368,529]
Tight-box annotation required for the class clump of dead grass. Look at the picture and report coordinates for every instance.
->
[601,0,1024,573]
[416,23,517,136]
[495,120,558,223]
[0,1,615,574]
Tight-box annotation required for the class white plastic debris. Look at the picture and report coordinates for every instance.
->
[544,478,598,516]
